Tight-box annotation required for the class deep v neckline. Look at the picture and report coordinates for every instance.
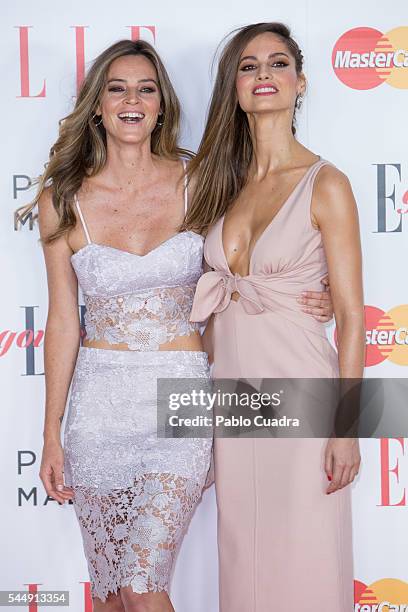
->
[219,157,322,277]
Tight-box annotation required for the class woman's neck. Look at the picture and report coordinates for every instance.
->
[247,112,299,180]
[101,138,156,188]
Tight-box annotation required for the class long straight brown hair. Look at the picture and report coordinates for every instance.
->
[182,22,304,234]
[17,39,191,244]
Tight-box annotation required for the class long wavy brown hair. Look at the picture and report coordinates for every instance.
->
[182,22,304,234]
[17,39,191,244]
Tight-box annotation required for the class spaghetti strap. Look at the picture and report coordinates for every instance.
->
[74,194,92,244]
[181,158,188,214]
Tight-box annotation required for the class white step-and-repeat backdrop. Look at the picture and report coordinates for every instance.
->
[2,0,408,610]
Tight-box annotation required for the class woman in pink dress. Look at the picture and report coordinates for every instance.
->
[187,22,365,611]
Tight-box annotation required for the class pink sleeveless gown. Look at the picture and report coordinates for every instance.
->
[190,159,354,611]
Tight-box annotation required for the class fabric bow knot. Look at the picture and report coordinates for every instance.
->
[190,270,264,323]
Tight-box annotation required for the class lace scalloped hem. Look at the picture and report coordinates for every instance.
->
[91,575,170,603]
[73,473,205,604]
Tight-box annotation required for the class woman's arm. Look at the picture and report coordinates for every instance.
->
[312,166,365,494]
[313,166,365,377]
[202,313,214,365]
[200,257,214,363]
[38,189,80,504]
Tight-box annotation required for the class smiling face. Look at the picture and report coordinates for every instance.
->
[236,32,305,117]
[96,54,162,145]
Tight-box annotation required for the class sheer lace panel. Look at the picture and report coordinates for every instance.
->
[73,473,203,601]
[84,285,200,350]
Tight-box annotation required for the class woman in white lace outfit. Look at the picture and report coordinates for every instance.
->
[21,40,212,612]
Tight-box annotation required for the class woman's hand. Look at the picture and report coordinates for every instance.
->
[297,276,333,322]
[40,440,74,504]
[324,437,361,494]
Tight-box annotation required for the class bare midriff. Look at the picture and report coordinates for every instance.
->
[82,329,204,352]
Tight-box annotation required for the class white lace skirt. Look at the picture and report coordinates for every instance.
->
[63,346,212,602]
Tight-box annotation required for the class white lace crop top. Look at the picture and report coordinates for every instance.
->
[70,161,203,350]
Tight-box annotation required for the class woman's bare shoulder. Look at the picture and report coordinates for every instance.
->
[314,163,352,197]
[312,162,357,225]
[37,186,59,231]
[37,185,53,209]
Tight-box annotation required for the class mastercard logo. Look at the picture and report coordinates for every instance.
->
[355,578,408,610]
[334,305,408,367]
[332,27,408,89]
[365,305,408,367]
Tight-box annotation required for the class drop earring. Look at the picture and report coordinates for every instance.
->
[92,113,103,126]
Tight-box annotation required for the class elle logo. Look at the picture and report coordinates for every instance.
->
[374,163,407,233]
[15,25,156,98]
[379,438,406,507]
